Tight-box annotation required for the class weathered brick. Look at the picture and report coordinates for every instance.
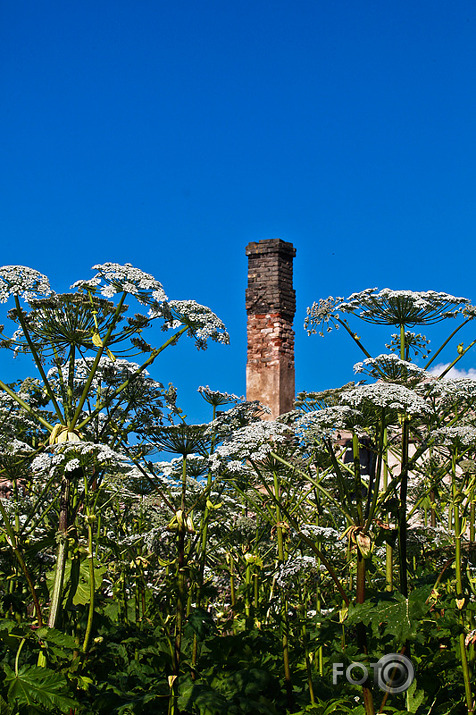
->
[246,239,296,419]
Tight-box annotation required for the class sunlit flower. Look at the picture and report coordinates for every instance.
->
[340,382,430,416]
[198,386,243,407]
[151,300,229,349]
[338,288,469,326]
[304,296,343,336]
[72,262,167,305]
[0,265,51,303]
[353,354,427,385]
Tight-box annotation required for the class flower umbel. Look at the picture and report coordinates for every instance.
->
[72,262,167,305]
[0,266,52,304]
[338,288,469,326]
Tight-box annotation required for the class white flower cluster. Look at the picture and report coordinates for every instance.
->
[340,382,431,416]
[293,406,363,440]
[353,354,427,384]
[0,438,34,455]
[208,402,269,440]
[431,425,476,448]
[300,524,340,541]
[304,296,343,336]
[0,265,51,303]
[47,356,151,392]
[276,554,316,589]
[151,300,230,349]
[72,262,167,305]
[423,378,476,407]
[338,288,469,326]
[31,442,126,479]
[198,385,243,407]
[210,420,293,471]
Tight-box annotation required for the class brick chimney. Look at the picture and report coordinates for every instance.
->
[245,239,296,419]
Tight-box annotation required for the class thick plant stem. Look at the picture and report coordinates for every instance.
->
[48,474,71,628]
[0,499,43,628]
[169,457,188,715]
[273,470,293,710]
[356,550,375,715]
[382,428,393,592]
[453,454,474,714]
[173,457,188,674]
[398,419,409,599]
[82,471,96,656]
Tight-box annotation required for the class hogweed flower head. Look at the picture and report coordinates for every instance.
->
[198,386,243,407]
[72,262,167,306]
[421,377,476,408]
[386,331,431,359]
[305,296,343,336]
[210,420,293,472]
[151,300,229,349]
[147,423,210,457]
[432,425,476,449]
[340,382,431,417]
[353,354,427,386]
[0,266,51,304]
[338,288,469,326]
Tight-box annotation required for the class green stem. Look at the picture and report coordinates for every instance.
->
[0,378,53,432]
[252,459,349,606]
[424,317,472,370]
[48,475,71,628]
[82,478,96,656]
[0,498,43,627]
[438,339,476,380]
[273,471,293,710]
[14,296,64,423]
[76,326,188,430]
[70,292,127,430]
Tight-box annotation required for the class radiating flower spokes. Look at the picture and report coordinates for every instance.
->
[340,382,431,417]
[419,377,476,408]
[72,262,167,306]
[198,386,243,407]
[353,354,428,386]
[338,288,469,326]
[210,420,294,473]
[306,288,471,336]
[150,300,230,349]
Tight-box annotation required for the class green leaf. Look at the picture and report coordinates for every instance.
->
[347,586,432,643]
[4,664,77,713]
[35,627,77,650]
[0,693,12,715]
[406,679,425,713]
[46,557,107,606]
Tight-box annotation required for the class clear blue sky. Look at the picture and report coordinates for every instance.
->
[2,1,476,422]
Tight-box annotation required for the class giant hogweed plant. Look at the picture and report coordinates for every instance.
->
[302,288,476,713]
[2,281,476,714]
[0,263,229,709]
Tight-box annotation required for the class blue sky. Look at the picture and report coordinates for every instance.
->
[2,1,476,422]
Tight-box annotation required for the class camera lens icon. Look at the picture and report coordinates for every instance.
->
[376,654,414,693]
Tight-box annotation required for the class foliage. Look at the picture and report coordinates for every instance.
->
[0,271,476,713]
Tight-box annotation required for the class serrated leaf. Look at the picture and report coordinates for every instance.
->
[406,679,425,713]
[46,557,107,606]
[0,693,12,715]
[35,627,77,650]
[347,586,432,643]
[4,664,77,713]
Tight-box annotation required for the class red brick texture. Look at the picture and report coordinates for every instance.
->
[245,239,296,418]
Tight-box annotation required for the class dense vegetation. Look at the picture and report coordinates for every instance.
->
[0,265,476,714]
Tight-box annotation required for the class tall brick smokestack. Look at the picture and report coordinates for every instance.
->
[245,239,296,419]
